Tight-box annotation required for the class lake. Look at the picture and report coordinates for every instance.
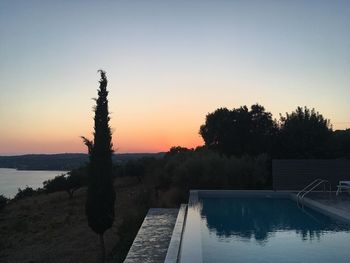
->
[0,168,68,199]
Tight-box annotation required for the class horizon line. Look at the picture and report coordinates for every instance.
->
[0,151,167,157]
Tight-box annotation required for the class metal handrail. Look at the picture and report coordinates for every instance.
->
[297,178,323,198]
[300,179,331,199]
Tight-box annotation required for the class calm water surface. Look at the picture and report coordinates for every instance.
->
[0,168,67,198]
[180,197,350,263]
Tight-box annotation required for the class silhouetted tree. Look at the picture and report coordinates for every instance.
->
[199,104,277,156]
[278,106,332,158]
[199,108,232,155]
[166,146,193,157]
[82,70,115,262]
[43,172,83,199]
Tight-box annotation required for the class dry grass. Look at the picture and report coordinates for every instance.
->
[0,177,148,263]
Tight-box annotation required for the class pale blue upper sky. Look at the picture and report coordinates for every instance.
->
[0,0,349,154]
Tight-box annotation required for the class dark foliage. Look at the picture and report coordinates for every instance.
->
[166,146,193,156]
[0,195,8,211]
[14,186,38,200]
[82,70,116,261]
[278,107,332,158]
[43,169,85,199]
[200,104,277,156]
[200,104,349,159]
[124,160,145,183]
[135,147,271,200]
[43,174,67,193]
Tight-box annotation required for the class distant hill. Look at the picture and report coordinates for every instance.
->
[0,153,165,171]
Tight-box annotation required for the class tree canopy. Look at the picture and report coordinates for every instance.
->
[278,107,332,158]
[199,104,276,156]
[200,104,348,159]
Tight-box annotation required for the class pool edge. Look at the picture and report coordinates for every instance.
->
[164,204,188,263]
[299,196,350,224]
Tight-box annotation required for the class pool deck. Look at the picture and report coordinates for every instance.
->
[308,192,350,212]
[304,192,350,222]
[123,208,179,263]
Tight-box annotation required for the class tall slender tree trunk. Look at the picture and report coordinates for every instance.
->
[99,233,105,263]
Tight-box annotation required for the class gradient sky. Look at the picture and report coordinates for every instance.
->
[0,0,349,155]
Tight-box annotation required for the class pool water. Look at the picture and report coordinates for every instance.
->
[180,197,350,263]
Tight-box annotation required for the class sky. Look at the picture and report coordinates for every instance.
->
[0,0,349,155]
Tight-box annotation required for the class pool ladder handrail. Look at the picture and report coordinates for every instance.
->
[297,178,331,200]
[297,179,322,198]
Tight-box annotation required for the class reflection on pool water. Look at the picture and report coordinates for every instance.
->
[180,197,350,263]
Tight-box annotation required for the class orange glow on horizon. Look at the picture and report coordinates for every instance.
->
[0,125,204,155]
[114,133,203,153]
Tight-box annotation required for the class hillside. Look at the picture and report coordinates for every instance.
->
[0,176,151,263]
[0,153,165,171]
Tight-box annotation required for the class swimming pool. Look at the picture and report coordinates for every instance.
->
[179,191,350,263]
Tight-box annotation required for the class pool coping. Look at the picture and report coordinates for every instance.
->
[175,189,350,263]
[295,195,350,224]
[124,208,179,263]
[164,204,188,263]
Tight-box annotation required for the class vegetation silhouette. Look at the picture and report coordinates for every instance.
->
[0,195,8,211]
[82,70,116,262]
[278,107,332,158]
[200,104,349,159]
[200,104,277,157]
[14,186,38,200]
[43,170,85,199]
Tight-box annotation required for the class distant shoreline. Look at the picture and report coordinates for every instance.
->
[0,169,69,198]
[0,152,165,171]
[0,167,69,172]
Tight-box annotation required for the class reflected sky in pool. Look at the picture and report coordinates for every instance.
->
[180,197,350,263]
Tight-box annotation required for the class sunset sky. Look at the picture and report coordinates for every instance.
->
[0,0,350,155]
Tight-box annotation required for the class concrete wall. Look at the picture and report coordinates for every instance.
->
[272,159,350,190]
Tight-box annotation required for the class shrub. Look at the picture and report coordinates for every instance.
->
[14,186,37,200]
[43,174,67,192]
[0,194,8,210]
[149,148,272,192]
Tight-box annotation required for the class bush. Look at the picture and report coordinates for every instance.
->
[43,174,67,192]
[145,148,272,194]
[14,186,37,200]
[0,195,8,210]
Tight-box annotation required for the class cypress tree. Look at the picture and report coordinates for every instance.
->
[82,70,115,262]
